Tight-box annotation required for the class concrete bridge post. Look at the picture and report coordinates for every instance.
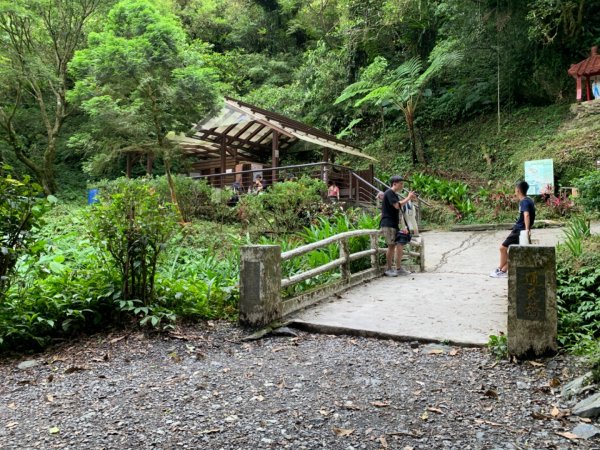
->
[507,246,557,358]
[239,245,282,327]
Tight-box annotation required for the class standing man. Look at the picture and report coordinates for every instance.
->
[380,175,417,277]
[490,180,536,278]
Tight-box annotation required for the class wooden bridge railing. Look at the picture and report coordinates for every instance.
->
[238,229,424,327]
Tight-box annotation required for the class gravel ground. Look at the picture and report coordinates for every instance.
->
[0,323,597,450]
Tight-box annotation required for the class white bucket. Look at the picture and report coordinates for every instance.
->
[519,230,531,246]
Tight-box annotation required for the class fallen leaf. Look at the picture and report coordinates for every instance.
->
[556,431,578,441]
[403,447,415,450]
[580,417,592,423]
[6,422,18,429]
[319,409,331,416]
[531,411,551,420]
[371,401,390,408]
[222,368,230,373]
[483,389,499,399]
[420,411,429,421]
[332,427,354,437]
[64,366,86,374]
[528,361,544,367]
[378,435,389,448]
[449,349,459,356]
[427,349,444,355]
[109,335,126,344]
[549,378,561,388]
[200,428,221,434]
[251,395,264,402]
[551,406,560,417]
[46,394,54,403]
[48,427,60,434]
[7,403,16,409]
[47,374,54,383]
[427,407,443,414]
[474,419,502,427]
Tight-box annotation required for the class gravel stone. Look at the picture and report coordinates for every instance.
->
[0,323,595,449]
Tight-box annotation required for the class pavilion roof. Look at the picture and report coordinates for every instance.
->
[568,46,600,78]
[175,97,376,162]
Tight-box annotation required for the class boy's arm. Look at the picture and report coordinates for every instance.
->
[524,211,531,234]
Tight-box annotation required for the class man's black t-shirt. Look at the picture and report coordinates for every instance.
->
[380,189,400,229]
[513,197,536,231]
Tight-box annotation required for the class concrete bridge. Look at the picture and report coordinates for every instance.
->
[241,224,599,346]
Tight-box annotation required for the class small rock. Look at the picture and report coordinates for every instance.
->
[572,423,600,439]
[573,392,600,418]
[409,341,419,349]
[561,372,592,399]
[271,327,298,337]
[17,360,41,370]
[261,438,274,444]
[516,381,528,390]
[423,343,451,354]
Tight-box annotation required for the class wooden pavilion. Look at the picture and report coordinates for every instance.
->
[568,46,600,102]
[170,97,376,192]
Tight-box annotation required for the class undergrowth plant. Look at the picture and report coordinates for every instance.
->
[88,178,179,304]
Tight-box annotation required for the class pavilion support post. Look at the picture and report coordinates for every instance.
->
[271,131,279,185]
[576,76,582,101]
[126,153,132,178]
[586,76,592,101]
[322,148,330,184]
[220,136,227,188]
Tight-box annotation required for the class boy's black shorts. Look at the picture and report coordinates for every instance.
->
[502,229,520,247]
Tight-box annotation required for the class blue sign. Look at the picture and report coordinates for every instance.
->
[524,159,554,195]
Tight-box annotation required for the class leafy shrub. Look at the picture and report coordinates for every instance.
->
[410,172,474,219]
[540,191,576,218]
[151,175,214,222]
[88,178,179,304]
[574,171,600,214]
[236,176,326,233]
[488,333,508,360]
[556,231,600,353]
[0,166,53,296]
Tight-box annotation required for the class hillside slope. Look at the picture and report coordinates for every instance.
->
[423,103,599,186]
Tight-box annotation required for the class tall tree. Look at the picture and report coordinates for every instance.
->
[335,40,460,165]
[68,0,221,216]
[0,0,103,194]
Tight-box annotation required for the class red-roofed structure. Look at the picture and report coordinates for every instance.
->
[568,46,600,101]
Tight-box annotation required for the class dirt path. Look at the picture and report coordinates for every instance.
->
[0,325,592,449]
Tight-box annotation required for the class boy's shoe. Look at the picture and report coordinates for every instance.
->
[396,267,412,276]
[489,268,507,278]
[384,269,398,277]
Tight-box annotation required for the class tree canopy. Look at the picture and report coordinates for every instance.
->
[1,0,598,186]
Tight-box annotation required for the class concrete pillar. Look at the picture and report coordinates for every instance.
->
[239,245,282,327]
[507,246,557,358]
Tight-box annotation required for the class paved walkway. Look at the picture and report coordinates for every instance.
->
[291,223,600,346]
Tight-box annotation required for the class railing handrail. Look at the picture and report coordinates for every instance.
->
[191,162,354,180]
[351,172,382,195]
[281,229,380,261]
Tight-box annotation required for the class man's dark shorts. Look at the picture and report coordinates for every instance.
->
[395,231,412,246]
[502,229,520,248]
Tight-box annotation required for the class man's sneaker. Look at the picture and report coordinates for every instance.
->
[489,268,507,278]
[396,267,412,276]
[384,269,398,277]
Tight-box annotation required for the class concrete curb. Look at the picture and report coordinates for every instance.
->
[450,220,565,232]
[289,320,487,348]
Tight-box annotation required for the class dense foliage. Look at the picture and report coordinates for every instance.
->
[0,166,52,296]
[557,219,600,355]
